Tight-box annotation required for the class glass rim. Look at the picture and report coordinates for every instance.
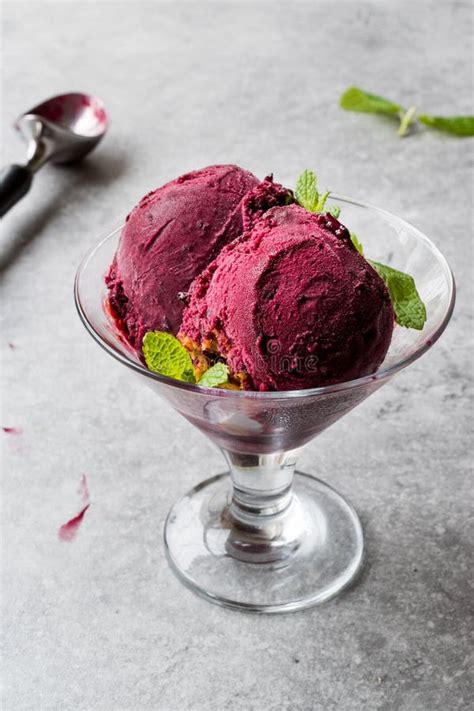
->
[74,193,456,400]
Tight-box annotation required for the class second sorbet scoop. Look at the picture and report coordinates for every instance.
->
[179,205,395,390]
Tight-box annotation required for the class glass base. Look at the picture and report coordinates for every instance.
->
[164,471,364,613]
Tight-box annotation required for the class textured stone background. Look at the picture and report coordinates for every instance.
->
[1,1,472,709]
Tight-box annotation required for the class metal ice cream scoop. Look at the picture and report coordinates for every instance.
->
[0,92,108,217]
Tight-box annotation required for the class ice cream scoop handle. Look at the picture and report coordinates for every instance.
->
[0,164,33,217]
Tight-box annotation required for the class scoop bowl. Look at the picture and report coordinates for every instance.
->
[75,195,454,612]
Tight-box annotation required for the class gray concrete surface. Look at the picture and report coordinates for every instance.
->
[1,2,473,709]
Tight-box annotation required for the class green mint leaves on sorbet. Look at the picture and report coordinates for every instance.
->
[295,170,325,212]
[295,170,427,330]
[142,331,229,387]
[350,233,364,255]
[198,362,230,388]
[143,331,195,382]
[369,262,427,330]
[295,170,340,217]
[340,86,474,138]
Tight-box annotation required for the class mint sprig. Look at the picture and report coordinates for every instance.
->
[143,331,196,382]
[142,331,230,387]
[295,170,328,212]
[340,86,474,138]
[198,362,229,388]
[295,170,340,216]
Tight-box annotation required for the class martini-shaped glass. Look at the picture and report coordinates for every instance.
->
[75,196,454,613]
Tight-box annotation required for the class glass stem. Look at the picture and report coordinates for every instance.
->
[222,449,304,563]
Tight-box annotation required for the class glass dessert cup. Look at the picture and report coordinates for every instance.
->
[75,196,455,613]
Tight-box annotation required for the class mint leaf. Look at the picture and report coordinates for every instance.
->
[142,331,196,382]
[315,190,330,212]
[295,171,338,215]
[142,332,230,387]
[369,261,427,330]
[295,170,319,212]
[350,233,364,255]
[198,362,229,388]
[340,87,401,115]
[418,114,474,137]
